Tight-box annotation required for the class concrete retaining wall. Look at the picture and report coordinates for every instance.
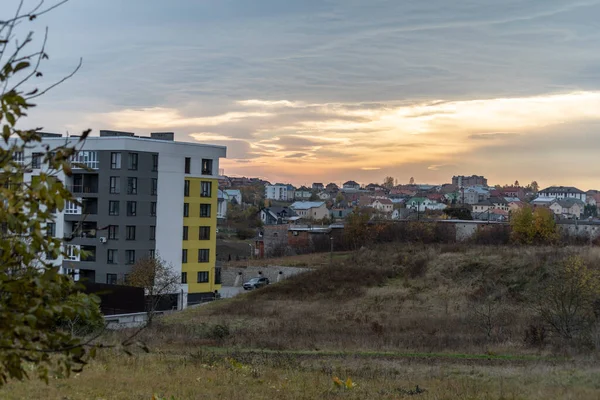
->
[221,265,309,286]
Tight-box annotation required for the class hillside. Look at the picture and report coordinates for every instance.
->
[4,244,600,399]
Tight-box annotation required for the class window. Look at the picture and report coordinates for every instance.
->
[110,152,121,169]
[182,249,188,263]
[125,250,135,265]
[199,226,211,240]
[201,181,212,197]
[198,249,210,263]
[109,177,120,194]
[106,273,117,285]
[200,204,211,217]
[71,151,99,169]
[149,225,156,240]
[181,272,187,284]
[182,226,188,240]
[108,225,119,240]
[13,151,24,164]
[124,274,130,284]
[149,249,155,259]
[152,154,159,172]
[197,271,209,283]
[32,152,42,169]
[109,200,120,216]
[183,203,189,217]
[126,225,136,240]
[201,159,213,175]
[107,249,117,264]
[184,157,191,174]
[151,178,158,195]
[184,180,190,197]
[127,177,138,194]
[150,202,157,217]
[64,200,80,215]
[127,201,137,216]
[128,152,138,170]
[46,222,56,237]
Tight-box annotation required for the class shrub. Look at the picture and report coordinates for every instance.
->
[236,228,256,240]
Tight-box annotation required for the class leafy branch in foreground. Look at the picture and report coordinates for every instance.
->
[0,0,103,386]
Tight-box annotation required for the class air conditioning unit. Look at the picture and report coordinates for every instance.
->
[99,237,107,243]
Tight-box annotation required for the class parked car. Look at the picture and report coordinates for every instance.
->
[243,277,270,290]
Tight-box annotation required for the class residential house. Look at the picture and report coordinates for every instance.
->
[265,183,295,201]
[260,206,298,225]
[312,183,324,191]
[472,197,509,214]
[325,182,339,192]
[586,190,600,206]
[472,209,508,222]
[294,186,312,200]
[290,201,329,220]
[508,201,526,213]
[217,189,229,220]
[317,192,331,200]
[501,186,525,199]
[406,197,447,212]
[371,198,394,213]
[343,180,361,190]
[537,186,586,202]
[392,208,410,220]
[549,198,585,219]
[224,189,242,205]
[460,186,490,205]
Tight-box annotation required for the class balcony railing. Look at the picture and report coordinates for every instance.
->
[69,184,98,194]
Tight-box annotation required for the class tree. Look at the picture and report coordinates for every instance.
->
[127,255,181,325]
[344,209,372,250]
[525,181,539,193]
[510,205,557,244]
[309,192,319,201]
[584,204,598,218]
[0,0,104,386]
[335,192,344,205]
[514,180,520,187]
[536,256,600,340]
[409,177,415,185]
[383,176,394,189]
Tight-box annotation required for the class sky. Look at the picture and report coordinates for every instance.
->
[6,0,600,188]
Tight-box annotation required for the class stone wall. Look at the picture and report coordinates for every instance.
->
[221,265,309,286]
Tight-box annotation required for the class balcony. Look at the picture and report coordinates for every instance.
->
[64,244,96,262]
[71,151,99,170]
[68,174,98,195]
[65,221,97,239]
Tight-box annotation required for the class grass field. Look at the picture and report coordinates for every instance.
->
[3,243,600,399]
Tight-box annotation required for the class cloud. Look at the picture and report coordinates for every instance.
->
[468,132,519,140]
[361,167,381,171]
[189,132,240,141]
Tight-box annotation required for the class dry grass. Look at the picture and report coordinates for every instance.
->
[223,251,352,268]
[3,349,600,399]
[4,243,600,398]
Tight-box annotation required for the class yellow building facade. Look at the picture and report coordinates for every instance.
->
[181,177,221,296]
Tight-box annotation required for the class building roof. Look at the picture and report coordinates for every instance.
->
[489,196,508,205]
[262,206,297,219]
[373,198,393,205]
[502,186,522,192]
[290,201,326,210]
[343,180,359,186]
[553,198,585,208]
[224,189,241,197]
[540,186,585,194]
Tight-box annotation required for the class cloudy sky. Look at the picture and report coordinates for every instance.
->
[8,0,600,188]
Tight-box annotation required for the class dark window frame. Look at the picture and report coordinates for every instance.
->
[127,201,137,216]
[109,176,120,194]
[181,272,187,284]
[150,201,157,217]
[108,225,119,240]
[198,249,210,263]
[110,152,121,169]
[183,203,189,217]
[125,250,136,265]
[109,200,120,216]
[184,180,190,197]
[127,177,138,195]
[182,226,188,240]
[149,225,156,240]
[197,271,209,283]
[152,154,159,172]
[184,157,191,174]
[106,273,117,285]
[199,226,211,240]
[200,204,211,217]
[128,152,138,170]
[201,159,213,175]
[200,181,212,197]
[182,249,188,263]
[107,249,117,264]
[126,225,136,241]
[151,178,158,196]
